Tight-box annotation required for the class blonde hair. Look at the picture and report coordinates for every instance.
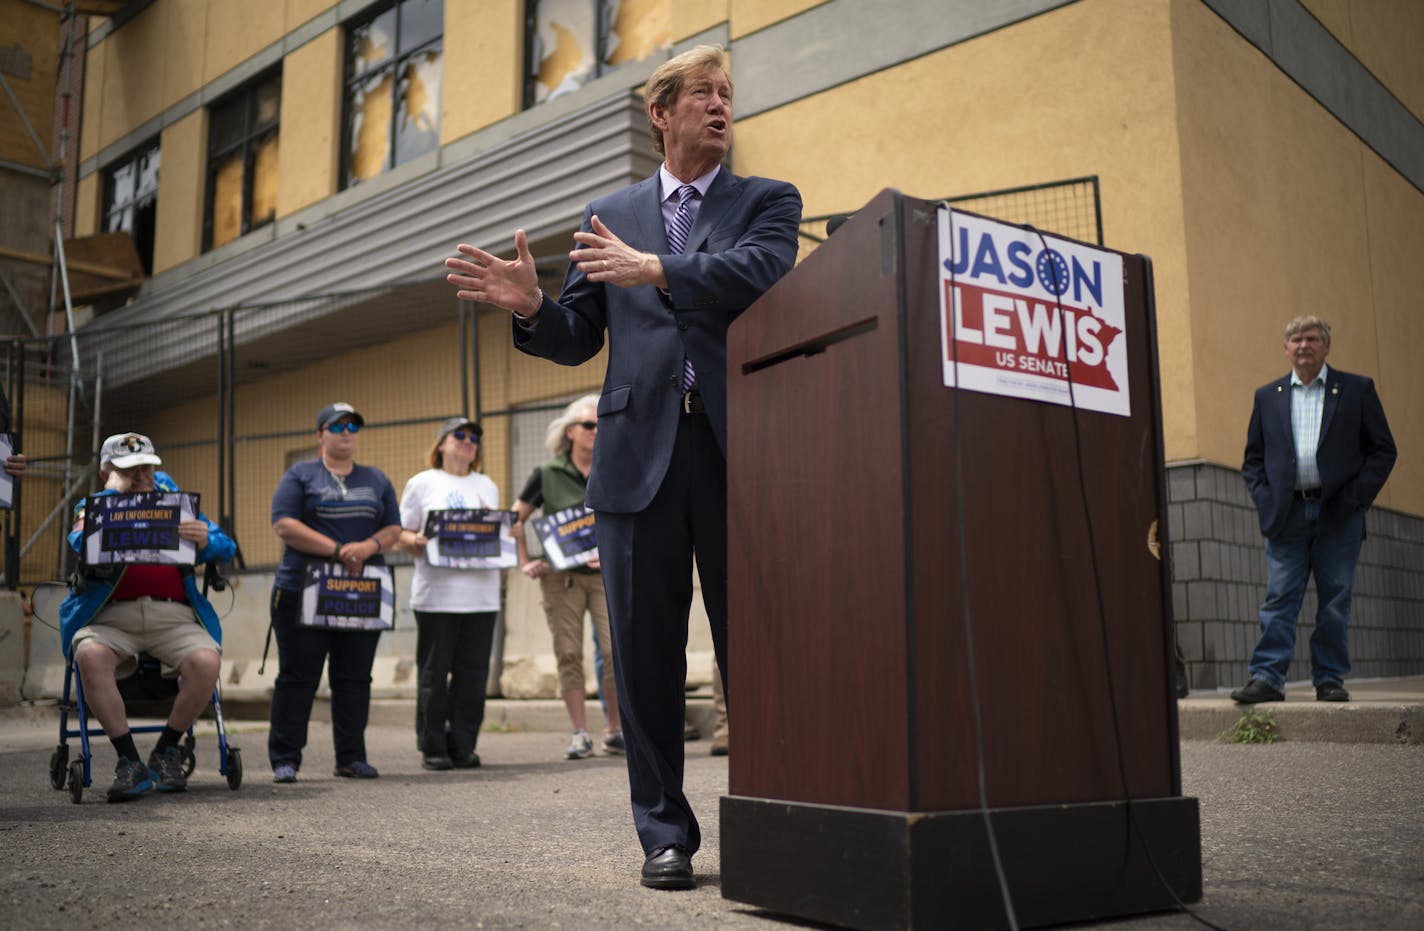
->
[645,45,730,155]
[545,394,600,457]
[1284,315,1331,345]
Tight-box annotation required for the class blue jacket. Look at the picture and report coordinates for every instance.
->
[59,471,237,658]
[1242,368,1396,539]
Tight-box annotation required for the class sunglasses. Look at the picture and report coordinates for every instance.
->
[326,422,361,434]
[576,421,598,430]
[451,430,482,442]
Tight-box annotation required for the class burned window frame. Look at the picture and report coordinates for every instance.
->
[203,69,282,252]
[339,0,445,190]
[101,138,161,275]
[522,0,668,108]
[523,0,613,108]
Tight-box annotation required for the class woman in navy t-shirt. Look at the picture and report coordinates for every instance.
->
[267,402,400,783]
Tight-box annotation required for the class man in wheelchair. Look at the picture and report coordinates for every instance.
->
[60,433,236,802]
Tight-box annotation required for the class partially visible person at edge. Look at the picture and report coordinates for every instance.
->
[397,416,500,771]
[512,395,622,761]
[268,403,400,783]
[1232,316,1396,705]
[0,385,28,478]
[445,44,801,888]
[61,432,235,801]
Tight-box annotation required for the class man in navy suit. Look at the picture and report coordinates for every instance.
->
[445,45,801,888]
[1232,316,1395,704]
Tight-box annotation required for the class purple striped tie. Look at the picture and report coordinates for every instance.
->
[668,185,698,390]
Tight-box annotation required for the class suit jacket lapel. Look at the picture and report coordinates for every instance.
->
[1319,372,1341,441]
[684,170,742,253]
[624,174,665,252]
[1273,374,1294,448]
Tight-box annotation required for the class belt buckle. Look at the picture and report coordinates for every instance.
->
[683,390,695,414]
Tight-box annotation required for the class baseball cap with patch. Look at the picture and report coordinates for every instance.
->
[100,433,163,470]
[316,402,365,431]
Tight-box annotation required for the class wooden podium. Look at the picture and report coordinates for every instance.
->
[721,190,1201,930]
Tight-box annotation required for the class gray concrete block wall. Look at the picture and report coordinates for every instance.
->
[1166,462,1424,690]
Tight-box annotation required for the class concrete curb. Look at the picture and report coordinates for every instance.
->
[4,684,1419,751]
[1177,697,1418,744]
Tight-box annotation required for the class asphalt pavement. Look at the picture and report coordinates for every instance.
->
[0,684,1421,930]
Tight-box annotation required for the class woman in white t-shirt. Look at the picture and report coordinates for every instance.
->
[397,417,501,770]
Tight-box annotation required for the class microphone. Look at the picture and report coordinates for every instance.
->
[825,214,852,236]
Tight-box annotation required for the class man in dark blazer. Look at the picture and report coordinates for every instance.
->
[445,45,801,888]
[1232,315,1395,704]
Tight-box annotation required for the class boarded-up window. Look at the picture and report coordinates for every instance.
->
[526,0,669,106]
[343,0,444,189]
[205,72,281,251]
[102,140,160,274]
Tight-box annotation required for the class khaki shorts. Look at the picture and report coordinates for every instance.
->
[70,597,219,679]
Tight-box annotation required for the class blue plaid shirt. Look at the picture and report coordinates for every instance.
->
[1290,364,1329,490]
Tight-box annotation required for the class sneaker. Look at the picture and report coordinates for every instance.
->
[565,730,594,760]
[272,762,298,783]
[1230,679,1285,704]
[602,731,625,754]
[107,757,154,802]
[147,745,188,792]
[334,760,379,778]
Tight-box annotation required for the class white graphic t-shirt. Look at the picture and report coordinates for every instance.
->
[399,468,502,612]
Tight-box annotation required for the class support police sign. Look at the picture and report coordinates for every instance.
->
[938,209,1130,417]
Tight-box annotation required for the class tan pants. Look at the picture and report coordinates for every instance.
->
[539,572,615,699]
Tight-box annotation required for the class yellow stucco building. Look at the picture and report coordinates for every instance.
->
[15,0,1423,694]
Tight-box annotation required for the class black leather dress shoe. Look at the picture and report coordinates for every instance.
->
[451,752,481,769]
[421,754,453,771]
[1230,679,1285,704]
[1316,682,1350,702]
[641,845,694,890]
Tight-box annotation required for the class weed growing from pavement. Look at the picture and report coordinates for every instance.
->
[1219,708,1281,744]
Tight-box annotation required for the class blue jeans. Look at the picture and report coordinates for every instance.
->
[1249,498,1365,690]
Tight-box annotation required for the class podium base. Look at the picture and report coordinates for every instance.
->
[720,794,1201,931]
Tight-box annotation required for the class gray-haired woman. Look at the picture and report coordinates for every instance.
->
[512,394,621,760]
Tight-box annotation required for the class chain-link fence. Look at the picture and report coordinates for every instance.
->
[5,176,1099,588]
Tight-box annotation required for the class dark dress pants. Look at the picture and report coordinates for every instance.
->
[267,586,382,769]
[413,610,496,758]
[597,411,729,857]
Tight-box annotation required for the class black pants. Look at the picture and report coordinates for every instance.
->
[267,586,382,770]
[413,610,496,758]
[598,412,729,857]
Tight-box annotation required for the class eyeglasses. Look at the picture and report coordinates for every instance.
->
[326,422,361,434]
[577,421,598,431]
[451,430,481,442]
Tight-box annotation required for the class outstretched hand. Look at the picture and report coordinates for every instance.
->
[571,216,667,289]
[445,230,542,317]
